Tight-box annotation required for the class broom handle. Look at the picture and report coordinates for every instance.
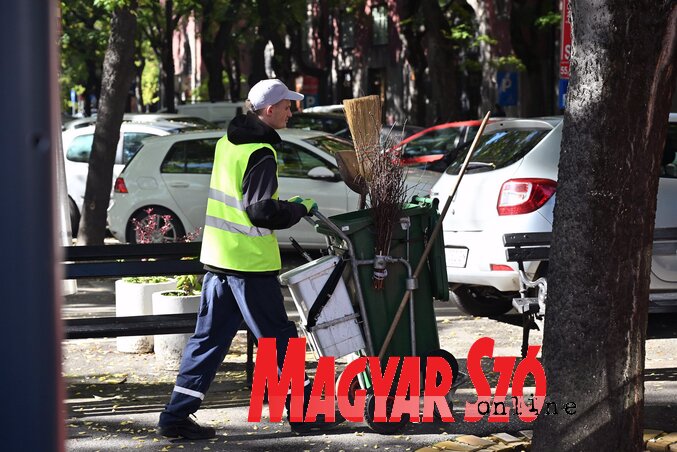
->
[378,111,493,360]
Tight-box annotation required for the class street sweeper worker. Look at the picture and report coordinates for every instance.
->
[158,79,342,439]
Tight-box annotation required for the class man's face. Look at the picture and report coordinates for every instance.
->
[261,99,292,129]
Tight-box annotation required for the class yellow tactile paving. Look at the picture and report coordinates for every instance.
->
[417,429,677,452]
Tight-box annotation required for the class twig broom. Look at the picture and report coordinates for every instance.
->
[377,111,493,359]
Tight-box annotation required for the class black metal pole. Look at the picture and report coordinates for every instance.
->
[0,1,63,450]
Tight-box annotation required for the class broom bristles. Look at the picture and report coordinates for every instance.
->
[343,95,382,179]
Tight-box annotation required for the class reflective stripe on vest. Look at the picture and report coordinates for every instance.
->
[200,137,281,272]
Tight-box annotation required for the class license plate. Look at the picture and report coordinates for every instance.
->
[446,247,468,268]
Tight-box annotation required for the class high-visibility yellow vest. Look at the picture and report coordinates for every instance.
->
[200,136,281,272]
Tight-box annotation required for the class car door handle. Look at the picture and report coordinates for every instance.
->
[168,182,189,188]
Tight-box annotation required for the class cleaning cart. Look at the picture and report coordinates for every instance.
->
[279,199,464,434]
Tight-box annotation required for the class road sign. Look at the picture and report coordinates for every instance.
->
[497,71,518,107]
[559,79,569,110]
[560,0,572,80]
[304,95,318,109]
[559,0,572,109]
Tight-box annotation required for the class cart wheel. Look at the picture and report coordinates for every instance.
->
[420,349,459,386]
[336,371,361,405]
[364,391,408,435]
[420,349,459,421]
[433,397,454,421]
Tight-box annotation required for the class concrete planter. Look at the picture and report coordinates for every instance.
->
[152,290,200,369]
[115,278,176,353]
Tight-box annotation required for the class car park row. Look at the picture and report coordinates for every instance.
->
[62,112,677,316]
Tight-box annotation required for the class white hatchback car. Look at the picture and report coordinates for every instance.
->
[107,129,440,249]
[63,120,211,235]
[431,115,677,316]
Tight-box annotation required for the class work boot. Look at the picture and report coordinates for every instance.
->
[289,410,346,434]
[158,415,216,440]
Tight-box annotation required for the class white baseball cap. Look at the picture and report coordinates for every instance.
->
[248,79,304,110]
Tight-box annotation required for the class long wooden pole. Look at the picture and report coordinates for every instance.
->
[378,111,493,360]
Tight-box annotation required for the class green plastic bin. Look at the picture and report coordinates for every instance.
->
[316,199,448,359]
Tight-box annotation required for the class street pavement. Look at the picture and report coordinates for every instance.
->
[62,259,677,451]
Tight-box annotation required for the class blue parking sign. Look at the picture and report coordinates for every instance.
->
[559,78,569,110]
[497,71,518,107]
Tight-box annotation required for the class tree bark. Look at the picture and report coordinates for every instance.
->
[468,0,514,114]
[388,0,427,126]
[201,25,227,101]
[248,39,268,89]
[511,0,558,116]
[420,0,463,123]
[83,59,100,117]
[532,1,677,450]
[199,0,239,102]
[77,3,137,245]
[226,51,242,101]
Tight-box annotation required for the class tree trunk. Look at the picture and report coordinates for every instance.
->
[135,53,145,113]
[420,0,463,123]
[389,0,427,126]
[77,3,137,245]
[256,0,292,85]
[249,39,268,89]
[162,0,176,113]
[511,0,558,117]
[532,2,676,450]
[202,30,227,102]
[226,52,242,101]
[200,0,239,102]
[468,0,513,115]
[83,59,100,117]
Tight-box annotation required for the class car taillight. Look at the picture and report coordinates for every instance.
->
[490,264,514,271]
[497,178,557,216]
[114,177,128,193]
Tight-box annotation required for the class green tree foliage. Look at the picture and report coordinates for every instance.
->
[136,0,200,112]
[535,11,562,29]
[60,0,110,115]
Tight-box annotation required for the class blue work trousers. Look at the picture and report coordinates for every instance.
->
[160,271,299,424]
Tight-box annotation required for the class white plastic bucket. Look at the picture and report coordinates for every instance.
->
[279,255,365,358]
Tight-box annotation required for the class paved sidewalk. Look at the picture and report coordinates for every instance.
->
[63,279,677,451]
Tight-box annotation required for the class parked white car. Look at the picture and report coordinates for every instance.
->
[107,129,440,249]
[63,120,211,235]
[431,115,677,316]
[62,113,217,131]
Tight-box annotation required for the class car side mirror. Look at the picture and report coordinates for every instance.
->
[307,166,340,181]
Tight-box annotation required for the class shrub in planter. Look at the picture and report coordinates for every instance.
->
[115,209,202,354]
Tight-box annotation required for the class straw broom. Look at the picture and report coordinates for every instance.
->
[343,95,382,185]
[343,95,407,289]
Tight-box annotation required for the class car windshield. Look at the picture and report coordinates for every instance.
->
[302,135,354,155]
[287,114,348,134]
[400,127,465,158]
[441,128,550,175]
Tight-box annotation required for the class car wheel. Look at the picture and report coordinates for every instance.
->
[451,285,514,317]
[69,197,80,238]
[126,207,186,243]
